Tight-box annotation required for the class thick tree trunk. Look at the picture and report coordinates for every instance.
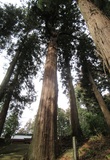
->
[67,67,83,140]
[78,0,110,72]
[89,71,110,129]
[28,34,58,160]
[0,51,19,101]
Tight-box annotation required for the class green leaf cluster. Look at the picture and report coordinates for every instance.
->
[78,108,108,138]
[57,108,71,137]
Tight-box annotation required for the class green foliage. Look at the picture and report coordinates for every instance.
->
[0,4,25,49]
[0,3,42,135]
[3,111,19,139]
[75,33,110,113]
[37,0,69,11]
[37,0,53,11]
[57,108,71,137]
[78,108,108,138]
[57,2,85,94]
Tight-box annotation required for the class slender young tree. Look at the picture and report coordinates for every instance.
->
[77,0,110,72]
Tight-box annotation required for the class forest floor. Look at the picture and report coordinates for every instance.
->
[0,144,29,160]
[58,135,110,160]
[0,135,110,160]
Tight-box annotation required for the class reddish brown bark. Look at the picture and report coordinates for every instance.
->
[29,34,58,160]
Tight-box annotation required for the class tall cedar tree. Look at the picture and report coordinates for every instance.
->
[57,1,84,141]
[0,30,41,135]
[67,65,83,139]
[29,32,58,160]
[88,71,110,130]
[0,5,41,135]
[76,34,110,130]
[28,0,84,159]
[58,48,83,140]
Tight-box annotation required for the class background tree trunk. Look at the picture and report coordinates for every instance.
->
[0,51,19,101]
[28,34,58,160]
[0,94,12,136]
[67,66,83,140]
[78,0,110,72]
[0,68,20,136]
[89,71,110,129]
